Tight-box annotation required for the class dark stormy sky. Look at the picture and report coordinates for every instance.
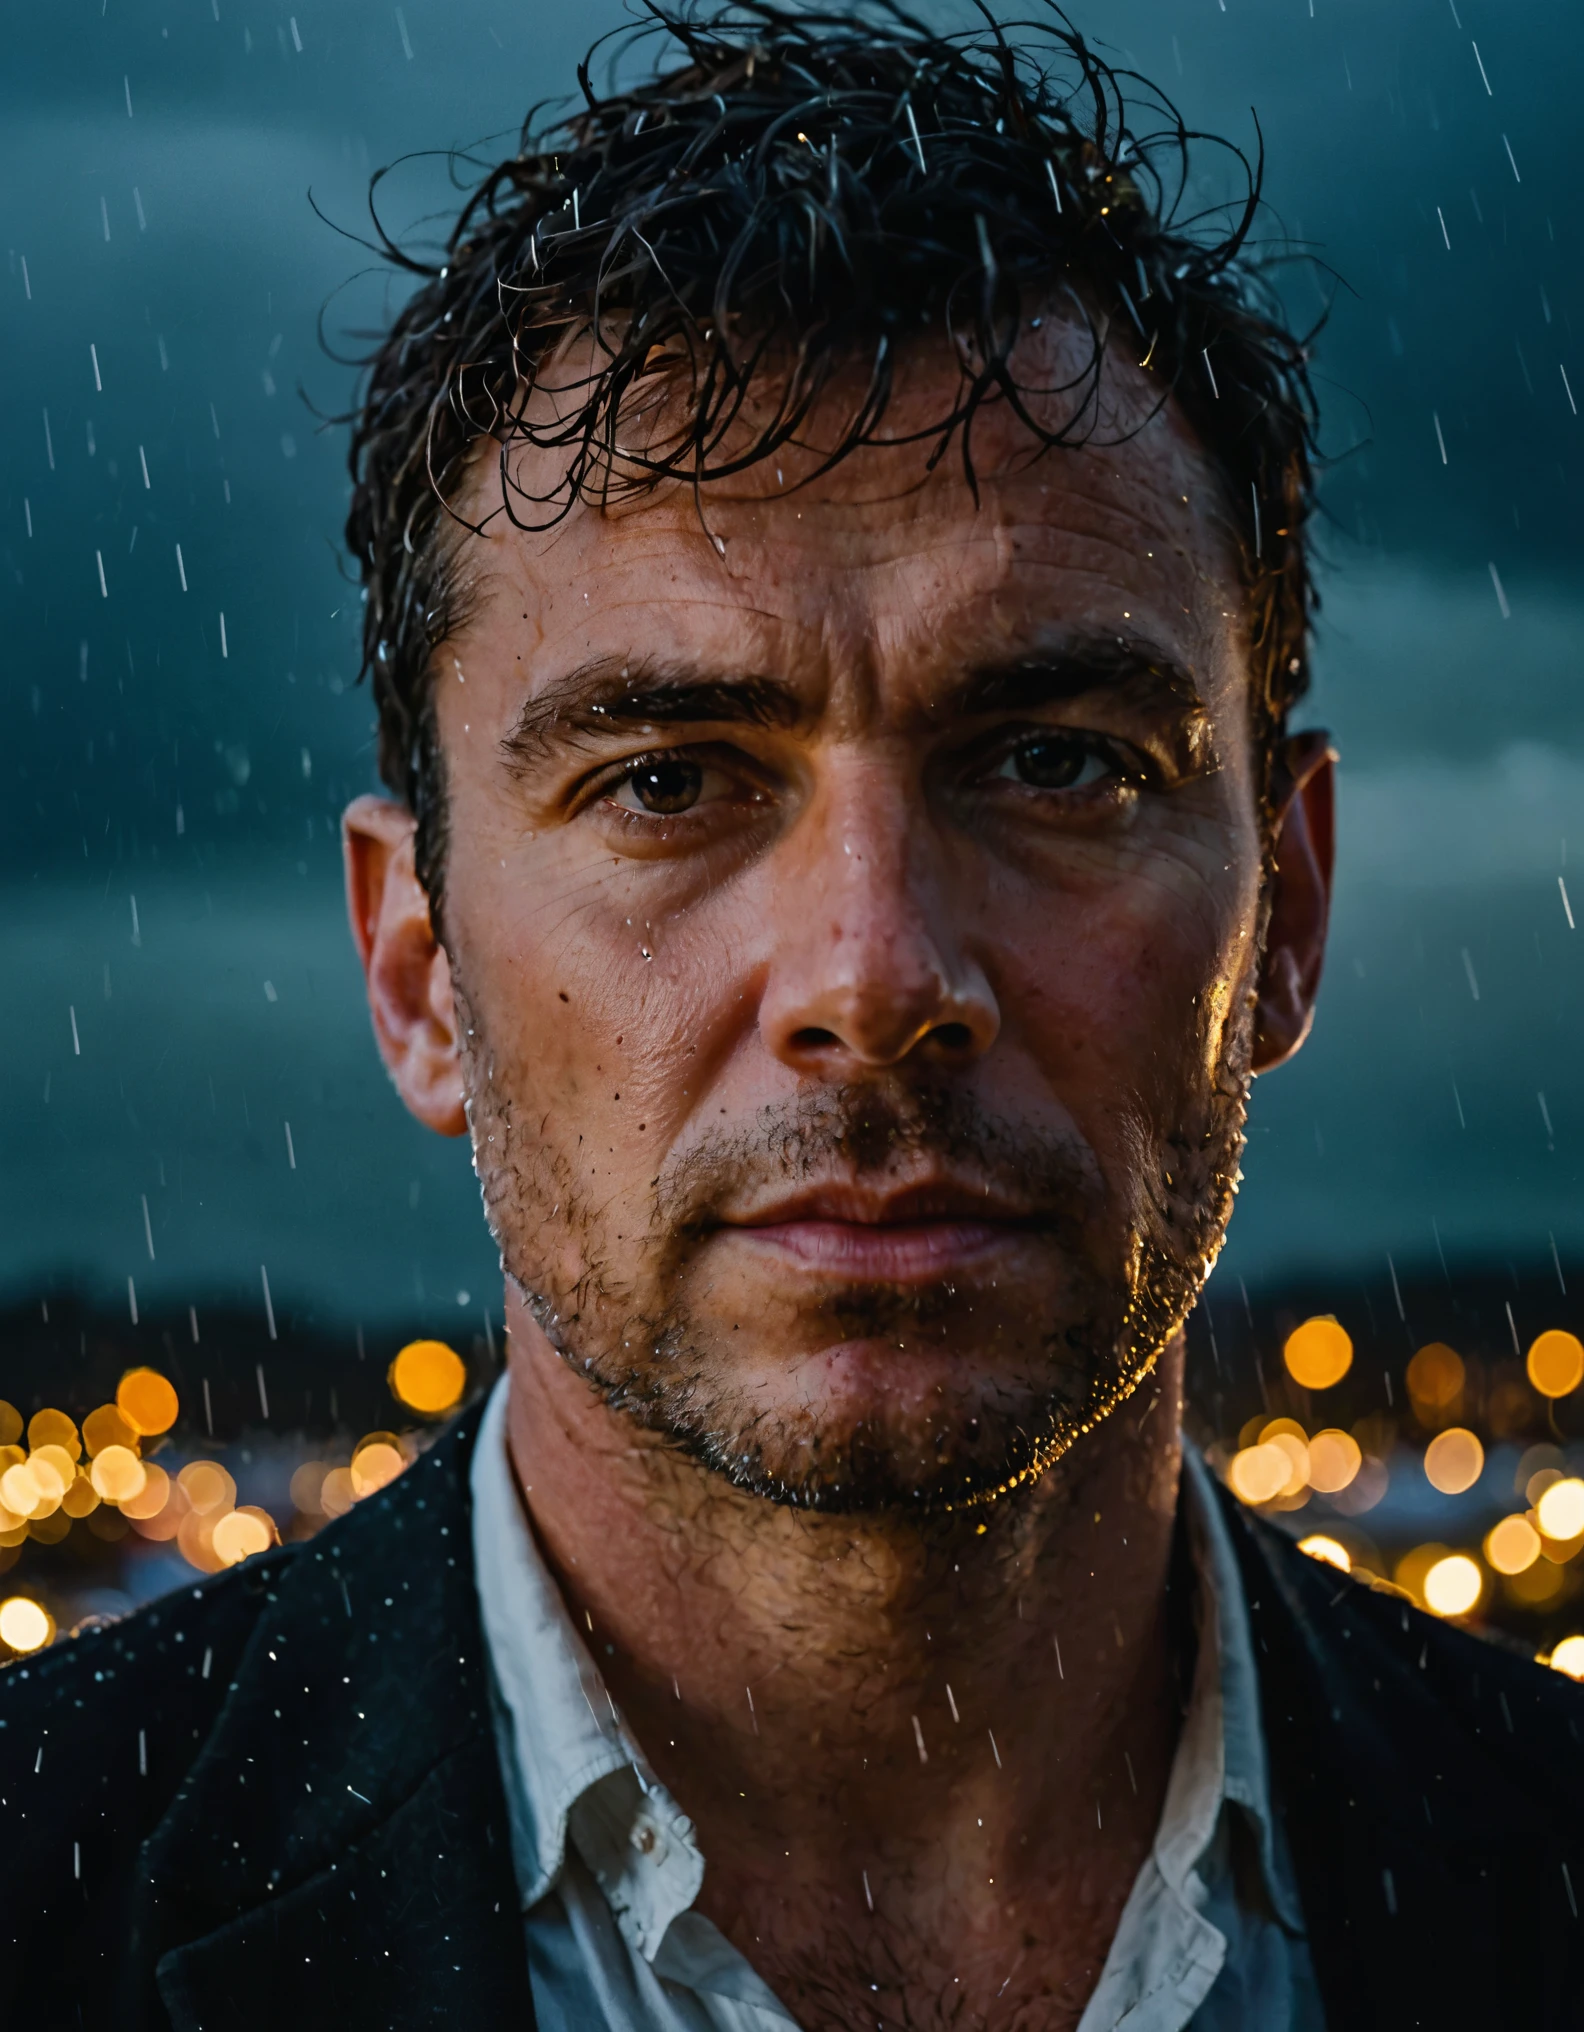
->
[2,0,1582,1334]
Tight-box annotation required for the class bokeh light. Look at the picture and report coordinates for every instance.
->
[1423,1553,1483,1618]
[0,1597,52,1653]
[1306,1428,1362,1494]
[82,1403,140,1457]
[89,1445,147,1505]
[349,1438,406,1498]
[212,1508,275,1566]
[120,1463,171,1522]
[1485,1514,1542,1576]
[1407,1342,1465,1414]
[27,1410,79,1458]
[1423,1427,1485,1496]
[115,1367,179,1438]
[1526,1330,1584,1400]
[1229,1443,1291,1506]
[1282,1317,1353,1390]
[1547,1636,1584,1681]
[178,1461,236,1516]
[1536,1477,1584,1543]
[389,1340,467,1417]
[1297,1533,1351,1572]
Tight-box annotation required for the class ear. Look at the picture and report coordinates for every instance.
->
[342,795,467,1136]
[1251,731,1336,1074]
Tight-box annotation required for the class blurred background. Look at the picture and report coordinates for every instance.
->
[2,0,1583,1658]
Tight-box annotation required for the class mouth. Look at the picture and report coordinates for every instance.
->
[716,1180,1044,1284]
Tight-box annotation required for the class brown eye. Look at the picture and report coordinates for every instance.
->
[619,758,703,814]
[1000,735,1113,790]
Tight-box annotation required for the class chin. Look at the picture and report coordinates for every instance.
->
[596,1327,1145,1515]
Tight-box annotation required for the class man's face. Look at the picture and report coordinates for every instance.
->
[387,338,1301,1512]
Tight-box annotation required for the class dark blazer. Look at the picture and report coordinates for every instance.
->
[3,1403,1583,2028]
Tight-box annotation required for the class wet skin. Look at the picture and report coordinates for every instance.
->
[345,329,1333,2030]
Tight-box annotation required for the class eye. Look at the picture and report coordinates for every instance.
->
[997,733,1122,792]
[610,757,706,815]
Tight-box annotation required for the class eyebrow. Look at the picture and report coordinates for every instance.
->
[499,633,1203,769]
[501,658,806,768]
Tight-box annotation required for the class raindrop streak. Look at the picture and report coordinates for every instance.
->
[134,188,146,232]
[1502,134,1521,183]
[124,74,133,117]
[1470,41,1491,95]
[42,409,54,469]
[1562,366,1578,417]
[284,1121,297,1170]
[1433,412,1448,464]
[911,1715,928,1765]
[1539,1093,1555,1148]
[256,1363,270,1418]
[100,195,111,242]
[1053,1635,1064,1679]
[1488,563,1510,619]
[219,613,228,659]
[175,544,187,592]
[69,1005,80,1055]
[127,1277,138,1326]
[261,1264,277,1341]
[1560,875,1575,929]
[141,1194,155,1261]
[96,551,107,598]
[90,343,102,391]
[1461,948,1480,1001]
[139,445,150,488]
[129,894,140,946]
[395,6,413,59]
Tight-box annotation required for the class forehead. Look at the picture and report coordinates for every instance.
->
[453,325,1245,702]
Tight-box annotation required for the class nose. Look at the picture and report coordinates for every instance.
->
[758,767,1000,1076]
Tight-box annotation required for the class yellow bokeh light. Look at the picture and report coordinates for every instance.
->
[1423,1427,1484,1496]
[1298,1533,1351,1572]
[319,1466,356,1518]
[116,1367,179,1437]
[350,1440,406,1498]
[89,1444,147,1505]
[1537,1477,1584,1542]
[178,1461,236,1516]
[27,1410,79,1459]
[1283,1317,1353,1390]
[61,1471,100,1520]
[1546,1635,1584,1680]
[120,1463,171,1522]
[0,1402,20,1449]
[1527,1330,1584,1400]
[1306,1428,1363,1494]
[30,1443,78,1491]
[289,1461,328,1515]
[389,1340,467,1417]
[82,1403,139,1457]
[212,1508,274,1566]
[0,1597,52,1653]
[1485,1513,1541,1575]
[1407,1342,1465,1409]
[1228,1443,1291,1506]
[1423,1553,1482,1617]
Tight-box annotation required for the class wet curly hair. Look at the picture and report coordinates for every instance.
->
[343,0,1320,911]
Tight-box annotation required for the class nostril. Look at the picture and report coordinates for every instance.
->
[932,1022,974,1053]
[790,1026,840,1052]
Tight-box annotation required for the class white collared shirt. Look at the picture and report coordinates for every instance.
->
[470,1379,1323,2031]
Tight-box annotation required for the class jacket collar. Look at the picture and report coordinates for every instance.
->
[143,1401,532,2029]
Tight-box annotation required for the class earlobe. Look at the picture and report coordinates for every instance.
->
[342,795,468,1136]
[1251,732,1336,1075]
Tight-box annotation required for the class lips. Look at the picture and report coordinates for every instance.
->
[717,1179,1041,1283]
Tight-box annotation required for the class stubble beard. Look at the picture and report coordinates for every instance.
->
[457,981,1253,1517]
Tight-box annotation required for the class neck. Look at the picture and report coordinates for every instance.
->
[502,1286,1188,2027]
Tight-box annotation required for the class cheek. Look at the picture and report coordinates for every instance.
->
[445,825,763,1162]
[993,834,1260,1126]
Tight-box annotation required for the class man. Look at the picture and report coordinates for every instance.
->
[5,8,1583,2027]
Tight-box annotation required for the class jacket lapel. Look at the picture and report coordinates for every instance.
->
[142,1405,533,2029]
